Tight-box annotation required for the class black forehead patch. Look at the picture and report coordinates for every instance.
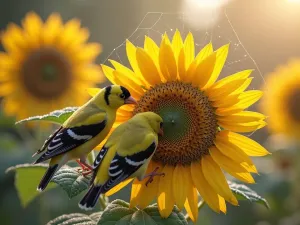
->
[120,86,131,99]
[104,86,112,105]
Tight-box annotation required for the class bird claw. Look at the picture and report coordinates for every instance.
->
[144,167,165,186]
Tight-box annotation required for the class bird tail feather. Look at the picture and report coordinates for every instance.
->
[37,164,59,192]
[78,184,102,210]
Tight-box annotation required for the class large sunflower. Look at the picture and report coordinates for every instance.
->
[0,12,104,120]
[261,59,300,140]
[92,30,269,221]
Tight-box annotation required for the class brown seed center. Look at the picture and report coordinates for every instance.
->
[133,81,218,166]
[21,47,72,100]
[287,88,300,122]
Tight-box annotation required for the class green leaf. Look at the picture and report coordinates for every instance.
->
[51,167,91,198]
[5,163,56,207]
[47,213,98,225]
[98,199,188,225]
[16,107,78,125]
[229,181,270,209]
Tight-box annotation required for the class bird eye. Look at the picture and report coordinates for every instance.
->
[120,93,125,99]
[160,122,163,128]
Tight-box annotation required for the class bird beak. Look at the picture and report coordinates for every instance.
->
[124,96,137,105]
[159,128,164,136]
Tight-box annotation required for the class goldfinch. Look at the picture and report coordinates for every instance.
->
[79,112,164,210]
[33,85,137,191]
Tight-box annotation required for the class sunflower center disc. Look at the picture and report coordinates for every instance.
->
[288,89,300,122]
[21,47,72,99]
[133,81,218,166]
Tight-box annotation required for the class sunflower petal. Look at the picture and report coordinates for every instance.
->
[43,13,63,45]
[201,155,238,205]
[1,24,25,55]
[0,82,15,96]
[218,111,266,123]
[159,37,177,81]
[136,48,161,86]
[77,43,102,63]
[105,178,133,197]
[78,65,104,82]
[212,94,240,108]
[203,44,230,89]
[172,165,190,210]
[191,161,222,213]
[210,146,255,183]
[219,120,267,133]
[193,52,217,89]
[158,165,175,218]
[101,64,118,84]
[184,187,199,222]
[218,131,270,156]
[183,32,195,70]
[178,48,186,80]
[172,29,183,62]
[22,12,43,47]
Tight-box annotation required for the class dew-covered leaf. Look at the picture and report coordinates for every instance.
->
[51,167,91,199]
[229,181,270,209]
[16,107,78,125]
[5,163,56,207]
[98,199,188,225]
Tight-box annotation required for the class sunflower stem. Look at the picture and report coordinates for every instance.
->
[184,200,206,221]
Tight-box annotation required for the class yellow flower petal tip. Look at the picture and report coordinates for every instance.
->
[98,30,268,219]
[0,12,104,120]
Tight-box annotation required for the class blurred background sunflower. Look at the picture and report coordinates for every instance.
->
[1,0,300,225]
[0,12,104,120]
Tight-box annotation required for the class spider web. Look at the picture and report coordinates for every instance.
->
[102,9,266,137]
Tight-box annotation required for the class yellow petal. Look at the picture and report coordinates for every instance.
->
[192,52,217,89]
[172,165,190,210]
[105,178,133,197]
[210,146,255,183]
[0,52,16,70]
[184,187,198,222]
[191,161,222,213]
[159,37,177,81]
[172,29,183,62]
[233,78,253,95]
[219,120,267,133]
[109,59,146,87]
[76,43,102,63]
[183,42,213,83]
[201,155,238,205]
[203,44,230,89]
[1,24,25,55]
[130,162,160,209]
[218,111,265,123]
[218,196,227,213]
[0,82,15,96]
[43,13,63,45]
[136,48,161,85]
[211,94,240,108]
[218,131,270,156]
[126,40,150,88]
[183,32,195,70]
[209,69,253,90]
[158,165,175,218]
[2,97,19,115]
[87,88,101,97]
[178,48,186,81]
[22,12,43,47]
[101,64,118,84]
[78,65,104,82]
[207,78,247,101]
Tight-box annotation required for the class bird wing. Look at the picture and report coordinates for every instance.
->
[101,132,157,193]
[34,112,107,164]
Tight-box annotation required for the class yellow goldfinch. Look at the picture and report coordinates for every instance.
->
[33,85,137,191]
[79,112,164,210]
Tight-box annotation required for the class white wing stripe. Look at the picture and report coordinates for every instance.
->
[111,159,118,164]
[52,137,61,143]
[67,129,92,140]
[48,142,63,151]
[109,169,123,177]
[125,157,147,166]
[109,165,118,170]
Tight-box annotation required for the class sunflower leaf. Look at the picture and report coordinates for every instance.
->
[16,107,78,125]
[46,213,99,225]
[5,163,56,207]
[98,199,188,225]
[51,167,91,199]
[229,182,270,209]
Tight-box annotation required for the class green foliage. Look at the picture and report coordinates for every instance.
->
[46,213,102,225]
[5,163,56,207]
[98,199,188,225]
[229,182,270,209]
[16,107,78,125]
[51,167,91,199]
